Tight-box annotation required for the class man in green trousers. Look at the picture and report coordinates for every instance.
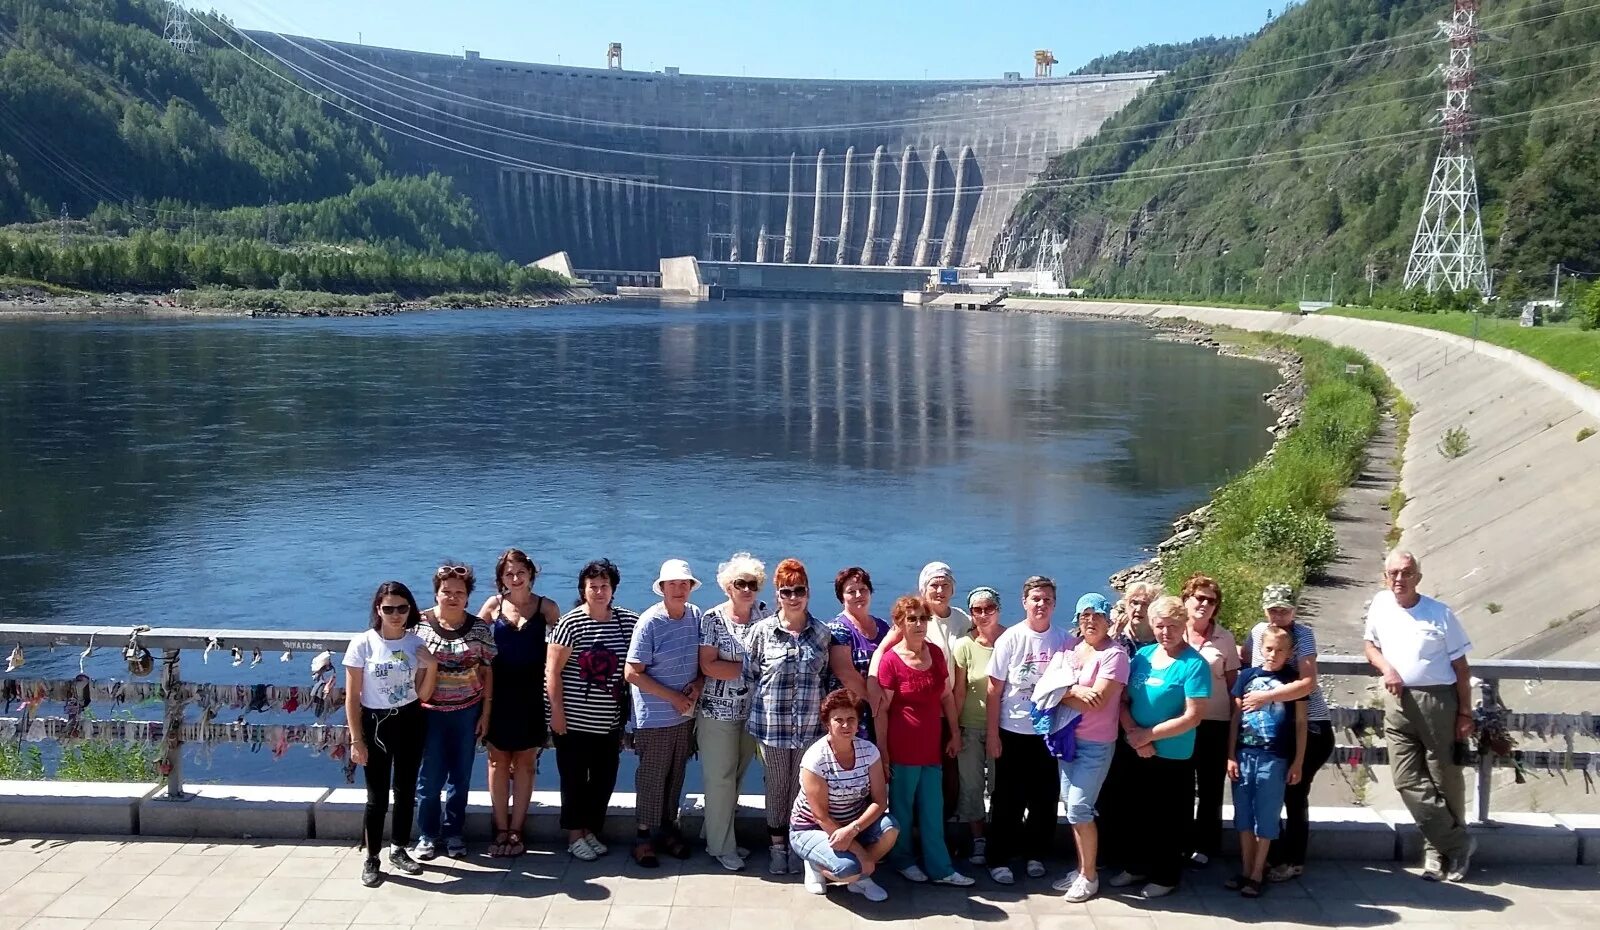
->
[1362,549,1476,883]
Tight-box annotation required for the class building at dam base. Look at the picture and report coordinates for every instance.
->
[246,33,1156,272]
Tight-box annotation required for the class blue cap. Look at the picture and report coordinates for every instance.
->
[1074,593,1111,617]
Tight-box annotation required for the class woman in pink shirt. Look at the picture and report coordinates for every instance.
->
[1050,593,1129,903]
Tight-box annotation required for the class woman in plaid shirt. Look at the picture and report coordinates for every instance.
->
[744,558,838,875]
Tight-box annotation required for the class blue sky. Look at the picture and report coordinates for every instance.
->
[197,0,1278,80]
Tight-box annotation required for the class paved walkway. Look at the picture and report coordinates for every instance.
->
[1,835,1594,930]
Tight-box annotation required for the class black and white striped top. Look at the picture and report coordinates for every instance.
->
[550,606,640,735]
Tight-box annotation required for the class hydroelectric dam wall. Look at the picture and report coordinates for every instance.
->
[246,33,1157,271]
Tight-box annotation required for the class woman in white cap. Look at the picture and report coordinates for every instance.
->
[624,558,706,867]
[697,552,770,871]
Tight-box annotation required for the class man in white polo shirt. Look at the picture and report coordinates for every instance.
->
[1362,549,1475,883]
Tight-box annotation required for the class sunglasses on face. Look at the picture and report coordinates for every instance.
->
[1190,594,1218,605]
[378,604,409,616]
[777,586,808,599]
[731,579,760,593]
[970,604,998,616]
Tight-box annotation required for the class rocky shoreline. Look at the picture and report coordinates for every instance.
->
[1094,318,1307,593]
[0,284,615,320]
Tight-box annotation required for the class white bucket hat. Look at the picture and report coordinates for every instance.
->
[652,559,701,595]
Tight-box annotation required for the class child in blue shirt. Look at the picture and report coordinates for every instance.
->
[1225,625,1306,897]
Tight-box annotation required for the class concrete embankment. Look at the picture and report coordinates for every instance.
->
[1002,298,1600,664]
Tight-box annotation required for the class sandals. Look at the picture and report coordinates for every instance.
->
[490,830,511,858]
[505,830,525,858]
[1224,873,1247,890]
[1240,878,1264,898]
[632,839,661,869]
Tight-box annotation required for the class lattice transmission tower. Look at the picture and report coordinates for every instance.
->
[163,1,196,54]
[1403,0,1489,294]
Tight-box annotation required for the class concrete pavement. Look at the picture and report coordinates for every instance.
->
[0,833,1595,930]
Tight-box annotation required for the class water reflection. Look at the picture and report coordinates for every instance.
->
[0,300,1277,633]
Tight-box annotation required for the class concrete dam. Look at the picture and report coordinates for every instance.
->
[246,33,1157,271]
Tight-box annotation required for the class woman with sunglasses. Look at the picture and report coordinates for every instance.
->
[744,558,837,875]
[696,552,769,871]
[547,558,639,861]
[1181,573,1240,869]
[476,548,558,859]
[344,582,438,887]
[413,562,498,861]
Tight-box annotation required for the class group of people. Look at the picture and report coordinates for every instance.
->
[342,547,1478,903]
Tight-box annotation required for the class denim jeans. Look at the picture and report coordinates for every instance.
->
[790,813,896,878]
[1057,738,1115,825]
[415,703,480,844]
[886,763,956,877]
[1232,747,1288,840]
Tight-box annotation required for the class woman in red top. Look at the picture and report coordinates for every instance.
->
[876,595,974,887]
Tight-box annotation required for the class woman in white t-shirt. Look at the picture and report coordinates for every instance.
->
[343,581,438,888]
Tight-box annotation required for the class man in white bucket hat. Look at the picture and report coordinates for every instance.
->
[625,559,706,867]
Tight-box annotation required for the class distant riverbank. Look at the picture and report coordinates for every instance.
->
[0,282,614,320]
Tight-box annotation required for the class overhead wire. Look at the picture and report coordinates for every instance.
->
[221,0,1600,136]
[215,19,1600,174]
[182,12,1600,204]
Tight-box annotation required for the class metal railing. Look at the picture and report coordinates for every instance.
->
[2,624,1597,820]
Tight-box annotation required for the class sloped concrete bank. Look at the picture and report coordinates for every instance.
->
[1002,299,1600,664]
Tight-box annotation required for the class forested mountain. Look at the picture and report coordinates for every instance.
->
[0,0,487,252]
[1071,35,1253,76]
[1010,0,1600,301]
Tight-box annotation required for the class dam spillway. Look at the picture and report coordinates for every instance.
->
[245,33,1157,270]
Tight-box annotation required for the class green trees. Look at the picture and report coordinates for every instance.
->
[1012,0,1600,299]
[0,229,566,295]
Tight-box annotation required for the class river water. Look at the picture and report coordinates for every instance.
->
[0,299,1277,785]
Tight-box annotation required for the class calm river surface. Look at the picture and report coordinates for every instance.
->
[0,299,1277,783]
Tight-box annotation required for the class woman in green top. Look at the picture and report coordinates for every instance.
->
[950,586,1002,866]
[1109,595,1209,900]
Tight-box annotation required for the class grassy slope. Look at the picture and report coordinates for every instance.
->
[1329,307,1600,387]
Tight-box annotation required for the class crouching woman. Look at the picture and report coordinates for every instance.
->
[789,689,900,903]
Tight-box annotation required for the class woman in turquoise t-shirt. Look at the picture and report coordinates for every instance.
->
[1109,595,1209,899]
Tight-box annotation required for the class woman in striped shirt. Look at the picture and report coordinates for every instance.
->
[788,689,899,902]
[546,559,639,861]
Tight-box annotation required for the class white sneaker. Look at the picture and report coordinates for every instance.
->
[848,876,889,902]
[1065,875,1099,903]
[1189,852,1210,867]
[1050,870,1081,893]
[1106,870,1145,888]
[899,864,929,883]
[584,834,608,856]
[787,848,804,874]
[969,837,988,866]
[768,844,789,875]
[714,853,746,872]
[1026,860,1046,878]
[1140,882,1175,899]
[934,871,975,887]
[1445,837,1477,883]
[567,838,598,862]
[803,861,826,894]
[1421,850,1444,881]
[989,866,1015,885]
